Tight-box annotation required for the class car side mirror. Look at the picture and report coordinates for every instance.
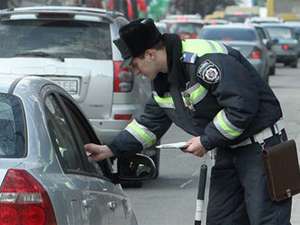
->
[117,153,157,181]
[272,38,279,45]
[266,40,273,49]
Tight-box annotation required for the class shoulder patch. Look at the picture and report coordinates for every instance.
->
[181,52,197,63]
[197,60,221,84]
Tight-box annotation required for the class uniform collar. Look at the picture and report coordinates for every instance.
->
[153,34,187,96]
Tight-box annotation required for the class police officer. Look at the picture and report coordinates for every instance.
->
[85,18,292,225]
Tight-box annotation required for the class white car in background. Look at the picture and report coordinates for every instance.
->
[245,16,283,24]
[0,6,161,182]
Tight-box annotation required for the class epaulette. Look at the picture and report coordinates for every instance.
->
[181,51,197,64]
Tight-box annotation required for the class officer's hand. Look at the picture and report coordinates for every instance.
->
[84,143,114,161]
[183,136,207,157]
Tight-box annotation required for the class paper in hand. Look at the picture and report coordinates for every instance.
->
[156,142,187,149]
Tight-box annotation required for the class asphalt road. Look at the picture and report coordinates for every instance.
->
[125,63,300,225]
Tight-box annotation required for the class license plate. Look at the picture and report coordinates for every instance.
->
[50,78,80,95]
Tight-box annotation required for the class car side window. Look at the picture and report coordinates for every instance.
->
[58,94,106,177]
[44,94,85,173]
[256,27,267,41]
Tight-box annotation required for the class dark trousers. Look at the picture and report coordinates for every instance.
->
[206,143,292,225]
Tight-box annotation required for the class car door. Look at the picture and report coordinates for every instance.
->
[54,89,134,225]
[43,91,88,225]
[256,26,276,68]
[43,85,117,225]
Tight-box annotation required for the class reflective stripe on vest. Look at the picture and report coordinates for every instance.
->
[182,39,228,58]
[182,83,208,106]
[125,119,157,148]
[153,92,175,109]
[213,110,244,140]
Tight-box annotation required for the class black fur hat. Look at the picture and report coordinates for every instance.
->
[113,18,162,67]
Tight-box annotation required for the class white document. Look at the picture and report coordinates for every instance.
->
[156,142,187,149]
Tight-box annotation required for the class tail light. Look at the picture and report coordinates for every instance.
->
[0,169,57,225]
[190,33,198,39]
[113,61,134,93]
[281,44,289,51]
[250,48,262,59]
[114,114,132,120]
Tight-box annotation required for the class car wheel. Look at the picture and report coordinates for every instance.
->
[269,65,276,75]
[121,180,143,188]
[150,148,160,179]
[291,59,298,68]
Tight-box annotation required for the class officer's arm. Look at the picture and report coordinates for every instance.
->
[199,54,260,150]
[108,95,172,157]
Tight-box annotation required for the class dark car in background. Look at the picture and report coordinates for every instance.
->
[261,23,299,68]
[285,21,300,57]
[200,24,270,83]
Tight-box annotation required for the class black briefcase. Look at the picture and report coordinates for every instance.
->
[262,139,300,201]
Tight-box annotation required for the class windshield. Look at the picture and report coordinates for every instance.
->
[201,28,257,41]
[0,20,112,59]
[0,94,25,158]
[264,27,294,40]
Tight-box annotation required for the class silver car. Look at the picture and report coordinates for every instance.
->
[0,76,155,225]
[200,24,270,83]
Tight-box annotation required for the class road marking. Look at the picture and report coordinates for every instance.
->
[180,179,193,188]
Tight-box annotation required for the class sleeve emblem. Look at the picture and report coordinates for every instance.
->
[197,60,221,84]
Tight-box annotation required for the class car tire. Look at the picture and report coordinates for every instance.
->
[291,59,298,68]
[121,180,143,188]
[269,65,276,75]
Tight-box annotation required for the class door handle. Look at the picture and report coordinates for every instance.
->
[82,196,95,208]
[107,201,117,210]
[82,199,90,208]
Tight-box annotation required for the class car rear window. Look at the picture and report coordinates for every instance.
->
[169,23,203,35]
[0,94,25,158]
[0,19,112,59]
[201,28,257,41]
[264,27,294,40]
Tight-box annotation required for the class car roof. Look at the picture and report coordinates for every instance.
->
[0,6,124,22]
[202,23,256,30]
[162,19,204,24]
[260,23,291,28]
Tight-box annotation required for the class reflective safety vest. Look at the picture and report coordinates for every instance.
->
[125,39,239,148]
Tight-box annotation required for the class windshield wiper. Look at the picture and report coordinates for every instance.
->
[14,51,65,62]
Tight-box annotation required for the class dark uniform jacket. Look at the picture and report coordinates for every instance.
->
[108,34,282,156]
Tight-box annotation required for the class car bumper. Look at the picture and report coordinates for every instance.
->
[248,59,265,77]
[276,54,297,63]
